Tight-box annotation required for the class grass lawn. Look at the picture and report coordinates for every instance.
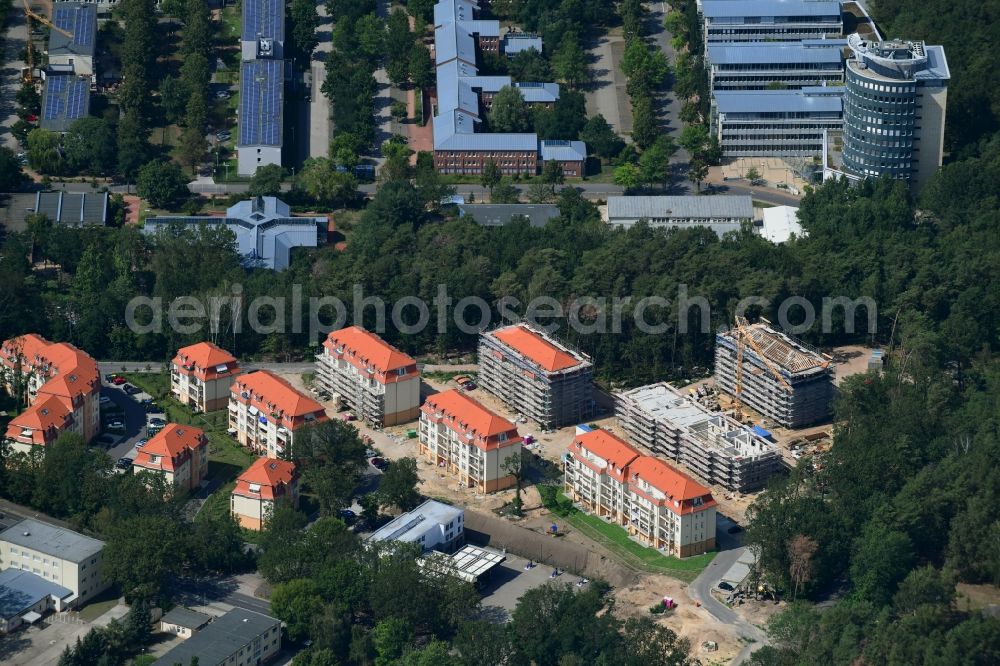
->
[77,589,119,622]
[220,6,241,40]
[538,485,716,582]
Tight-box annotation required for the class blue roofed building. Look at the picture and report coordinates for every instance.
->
[713,87,844,157]
[143,197,326,271]
[502,32,543,57]
[241,0,285,60]
[40,75,90,132]
[701,0,843,46]
[0,568,74,633]
[706,40,846,91]
[432,0,585,176]
[539,139,587,177]
[238,59,283,176]
[47,2,97,76]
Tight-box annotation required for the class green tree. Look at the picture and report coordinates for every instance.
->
[136,161,188,208]
[480,159,502,192]
[291,0,320,62]
[552,32,588,87]
[744,166,762,184]
[580,114,625,159]
[687,156,708,192]
[357,13,386,62]
[117,110,151,180]
[26,128,64,174]
[103,514,189,600]
[248,163,284,197]
[501,451,526,515]
[0,147,26,191]
[541,159,565,185]
[271,579,325,642]
[296,157,359,206]
[527,182,556,203]
[158,75,189,125]
[385,8,413,86]
[490,180,520,203]
[178,125,208,174]
[488,86,531,133]
[377,457,421,512]
[16,84,40,113]
[508,47,551,82]
[374,617,413,666]
[630,96,658,149]
[638,135,676,189]
[678,123,710,156]
[409,43,435,90]
[293,420,368,516]
[613,163,640,191]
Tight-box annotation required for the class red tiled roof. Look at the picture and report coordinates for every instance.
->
[628,456,715,511]
[573,430,641,470]
[135,423,204,472]
[323,326,417,385]
[6,395,73,445]
[492,325,580,372]
[422,389,520,449]
[0,334,99,402]
[173,342,240,380]
[232,371,327,419]
[233,457,298,501]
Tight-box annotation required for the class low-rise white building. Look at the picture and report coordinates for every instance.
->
[605,196,754,235]
[0,519,109,608]
[368,500,465,554]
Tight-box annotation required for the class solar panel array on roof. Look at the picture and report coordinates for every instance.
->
[53,4,95,48]
[242,0,284,42]
[41,76,89,131]
[239,59,283,146]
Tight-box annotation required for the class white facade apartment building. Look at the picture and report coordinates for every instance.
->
[229,370,329,458]
[701,0,843,46]
[419,389,523,493]
[316,326,420,426]
[0,519,109,608]
[171,342,242,412]
[564,430,717,558]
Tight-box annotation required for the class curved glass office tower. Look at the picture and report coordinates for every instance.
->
[842,34,950,189]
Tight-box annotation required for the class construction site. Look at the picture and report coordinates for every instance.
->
[477,323,595,430]
[616,382,783,493]
[714,318,835,429]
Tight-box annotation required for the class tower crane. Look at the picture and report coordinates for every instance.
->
[21,0,73,84]
[732,315,792,423]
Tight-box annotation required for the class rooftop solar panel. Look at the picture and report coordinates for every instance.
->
[239,60,283,146]
[242,0,284,42]
[41,75,89,130]
[52,4,95,48]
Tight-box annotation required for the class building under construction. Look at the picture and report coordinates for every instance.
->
[617,383,783,493]
[478,323,593,429]
[714,321,834,428]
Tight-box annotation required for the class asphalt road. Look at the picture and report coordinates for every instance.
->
[687,544,769,664]
[171,577,273,616]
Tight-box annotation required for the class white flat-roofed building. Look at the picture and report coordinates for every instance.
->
[368,500,465,554]
[702,0,843,46]
[759,206,806,243]
[0,568,74,633]
[714,87,843,157]
[605,195,753,235]
[707,40,846,91]
[617,382,783,493]
[316,326,421,426]
[0,519,108,608]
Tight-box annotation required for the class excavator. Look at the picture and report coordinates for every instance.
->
[732,315,791,423]
[21,0,73,85]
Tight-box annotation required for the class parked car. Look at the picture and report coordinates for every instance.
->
[123,384,141,395]
[136,438,148,448]
[99,395,113,406]
[461,380,477,391]
[369,457,388,470]
[107,420,125,430]
[112,376,127,385]
[215,130,231,140]
[718,581,735,591]
[338,509,357,524]
[215,89,230,99]
[144,402,160,413]
[104,373,115,383]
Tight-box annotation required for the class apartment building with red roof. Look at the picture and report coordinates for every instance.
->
[171,341,242,412]
[229,370,329,458]
[315,326,420,426]
[564,429,716,557]
[132,423,208,495]
[1,334,100,453]
[230,457,300,530]
[478,323,594,428]
[419,389,522,493]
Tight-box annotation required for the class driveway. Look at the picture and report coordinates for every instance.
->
[309,0,333,158]
[1,10,28,152]
[687,546,768,664]
[584,31,632,137]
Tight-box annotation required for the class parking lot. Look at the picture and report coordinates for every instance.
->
[479,553,586,621]
[96,374,167,467]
